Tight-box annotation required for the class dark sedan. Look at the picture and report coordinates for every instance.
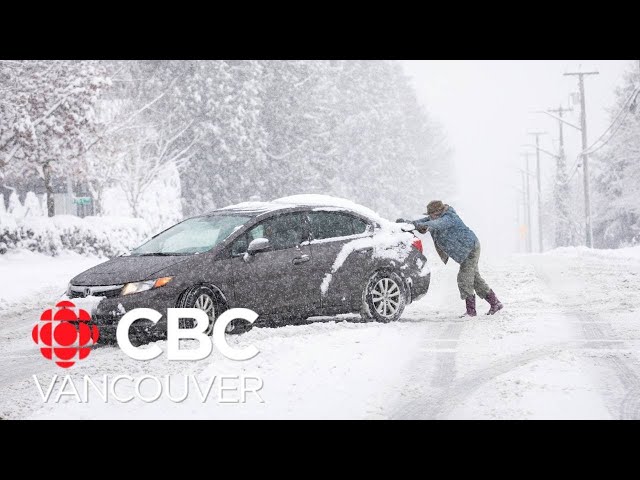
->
[67,198,430,342]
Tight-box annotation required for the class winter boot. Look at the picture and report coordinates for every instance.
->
[485,290,503,315]
[460,295,477,317]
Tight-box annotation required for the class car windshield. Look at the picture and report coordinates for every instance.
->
[130,215,250,256]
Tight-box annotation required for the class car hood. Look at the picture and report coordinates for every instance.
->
[70,255,191,286]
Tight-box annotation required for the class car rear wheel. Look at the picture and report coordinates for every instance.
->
[361,271,407,323]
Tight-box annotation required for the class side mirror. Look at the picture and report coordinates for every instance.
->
[247,237,270,255]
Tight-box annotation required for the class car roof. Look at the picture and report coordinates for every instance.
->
[208,201,291,216]
[207,201,365,218]
[207,195,386,225]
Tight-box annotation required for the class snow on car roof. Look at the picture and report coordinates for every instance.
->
[213,194,391,227]
[213,201,288,214]
[273,194,390,225]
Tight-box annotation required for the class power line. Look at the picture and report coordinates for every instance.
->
[583,85,640,155]
[539,81,638,191]
[585,111,632,155]
[585,96,637,155]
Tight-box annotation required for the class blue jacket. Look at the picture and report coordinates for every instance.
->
[413,206,478,264]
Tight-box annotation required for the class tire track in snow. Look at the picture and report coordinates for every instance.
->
[0,305,49,360]
[430,321,464,388]
[391,253,640,420]
[391,342,573,419]
[390,337,639,419]
[531,257,640,419]
[0,348,58,387]
[609,356,640,420]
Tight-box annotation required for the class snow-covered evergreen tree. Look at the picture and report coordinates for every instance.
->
[3,60,451,224]
[593,64,640,248]
[179,60,268,214]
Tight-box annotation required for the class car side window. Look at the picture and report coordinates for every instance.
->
[308,211,362,240]
[239,213,308,252]
[248,224,265,243]
[352,216,370,234]
[231,234,248,256]
[231,224,266,255]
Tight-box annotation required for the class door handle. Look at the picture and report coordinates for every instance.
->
[292,254,310,265]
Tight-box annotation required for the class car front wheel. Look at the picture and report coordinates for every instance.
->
[178,285,246,335]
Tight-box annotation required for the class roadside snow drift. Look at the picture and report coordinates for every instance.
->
[0,215,151,257]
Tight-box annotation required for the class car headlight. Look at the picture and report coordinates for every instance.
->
[121,277,173,296]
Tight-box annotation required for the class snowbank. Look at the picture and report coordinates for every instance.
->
[0,214,152,257]
[545,245,640,260]
[0,250,104,310]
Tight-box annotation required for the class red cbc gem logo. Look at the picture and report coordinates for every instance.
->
[32,300,100,368]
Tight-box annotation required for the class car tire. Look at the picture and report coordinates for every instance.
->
[360,270,407,323]
[127,328,148,347]
[178,285,251,335]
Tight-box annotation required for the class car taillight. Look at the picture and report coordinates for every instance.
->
[412,238,423,254]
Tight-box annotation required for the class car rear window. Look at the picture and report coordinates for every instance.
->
[352,217,369,234]
[308,211,370,240]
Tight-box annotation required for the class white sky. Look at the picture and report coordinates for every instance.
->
[402,60,636,256]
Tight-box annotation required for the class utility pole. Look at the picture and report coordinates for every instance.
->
[564,70,599,247]
[517,176,527,253]
[512,183,526,253]
[520,153,533,253]
[519,170,530,253]
[547,106,571,160]
[547,105,572,247]
[528,131,547,252]
[514,186,521,252]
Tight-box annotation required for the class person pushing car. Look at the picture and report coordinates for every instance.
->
[397,200,503,317]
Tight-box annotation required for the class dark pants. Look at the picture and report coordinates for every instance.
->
[457,241,490,300]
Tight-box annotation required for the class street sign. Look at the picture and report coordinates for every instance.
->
[73,197,92,205]
[519,224,528,239]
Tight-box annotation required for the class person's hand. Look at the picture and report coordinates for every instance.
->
[417,226,428,234]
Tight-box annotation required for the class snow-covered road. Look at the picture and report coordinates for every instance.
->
[1,247,639,419]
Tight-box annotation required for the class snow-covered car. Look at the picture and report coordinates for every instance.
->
[66,195,430,342]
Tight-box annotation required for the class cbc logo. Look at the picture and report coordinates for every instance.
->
[32,300,100,368]
[32,303,259,368]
